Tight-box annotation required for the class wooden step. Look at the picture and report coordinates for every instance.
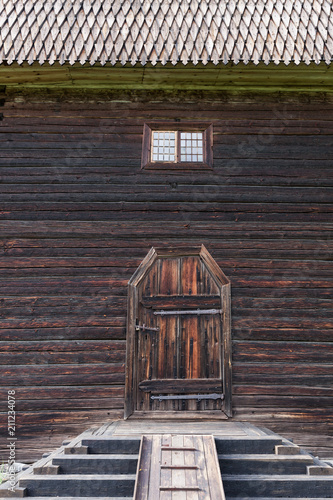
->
[215,436,283,455]
[307,464,333,475]
[219,453,314,475]
[275,444,301,455]
[134,434,225,499]
[80,437,141,455]
[0,498,132,500]
[18,474,136,497]
[222,474,333,498]
[51,454,139,474]
[64,446,89,456]
[0,488,27,498]
[33,465,60,475]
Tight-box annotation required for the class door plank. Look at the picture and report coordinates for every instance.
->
[158,258,180,410]
[180,257,200,411]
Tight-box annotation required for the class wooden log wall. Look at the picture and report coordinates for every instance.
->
[0,91,332,462]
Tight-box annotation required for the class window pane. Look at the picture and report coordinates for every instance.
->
[151,130,204,163]
[180,132,204,162]
[152,131,176,162]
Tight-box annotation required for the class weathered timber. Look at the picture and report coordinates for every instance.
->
[134,434,225,500]
[125,246,230,417]
[141,295,221,309]
[139,378,222,394]
[0,95,332,459]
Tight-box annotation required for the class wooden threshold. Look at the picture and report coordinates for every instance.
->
[134,434,225,500]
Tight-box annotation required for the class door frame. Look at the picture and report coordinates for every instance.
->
[124,245,231,419]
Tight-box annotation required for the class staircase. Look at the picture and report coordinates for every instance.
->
[0,436,140,499]
[217,435,333,499]
[0,429,332,499]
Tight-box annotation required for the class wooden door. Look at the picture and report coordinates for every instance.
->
[125,246,231,418]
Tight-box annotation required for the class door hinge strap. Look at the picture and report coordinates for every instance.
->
[151,393,224,402]
[153,308,222,316]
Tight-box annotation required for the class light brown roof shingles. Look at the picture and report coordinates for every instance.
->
[0,0,332,66]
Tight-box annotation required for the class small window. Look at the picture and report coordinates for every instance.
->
[142,123,213,170]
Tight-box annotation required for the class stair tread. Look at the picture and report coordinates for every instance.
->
[52,454,139,460]
[223,474,333,480]
[219,454,313,461]
[21,474,136,480]
[214,437,282,441]
[80,437,141,442]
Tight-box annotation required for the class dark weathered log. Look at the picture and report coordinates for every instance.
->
[233,384,333,396]
[0,385,124,399]
[232,328,333,342]
[0,350,126,365]
[233,362,333,375]
[233,341,333,363]
[0,96,332,457]
[0,326,125,341]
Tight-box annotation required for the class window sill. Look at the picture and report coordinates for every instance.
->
[143,161,213,171]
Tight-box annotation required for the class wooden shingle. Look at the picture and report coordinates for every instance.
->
[0,0,332,66]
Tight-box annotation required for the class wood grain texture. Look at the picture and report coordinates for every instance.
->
[0,95,332,459]
[134,434,225,500]
[126,248,228,415]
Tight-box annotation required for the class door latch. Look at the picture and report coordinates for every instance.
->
[135,323,160,333]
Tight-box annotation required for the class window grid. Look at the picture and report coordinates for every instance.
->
[152,131,176,162]
[151,131,204,163]
[180,132,203,162]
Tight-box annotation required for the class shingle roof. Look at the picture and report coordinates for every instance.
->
[0,0,332,66]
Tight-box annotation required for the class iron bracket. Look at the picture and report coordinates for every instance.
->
[154,308,222,316]
[151,393,224,402]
